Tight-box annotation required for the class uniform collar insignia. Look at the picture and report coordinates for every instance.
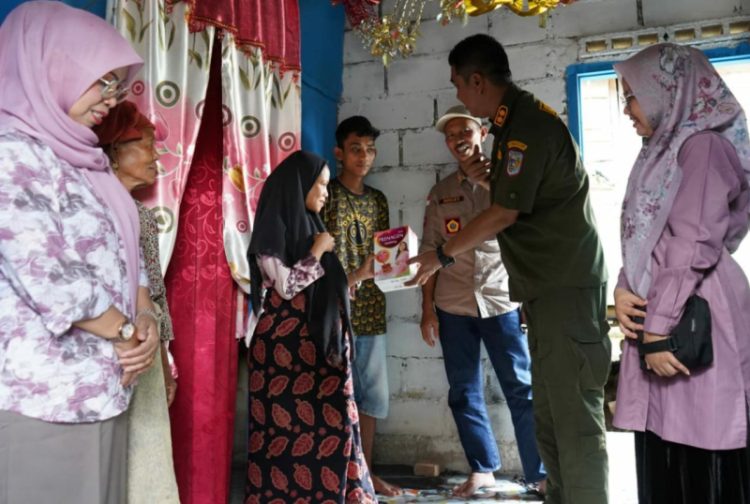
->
[492,84,521,130]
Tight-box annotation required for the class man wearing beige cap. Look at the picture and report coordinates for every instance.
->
[418,105,545,497]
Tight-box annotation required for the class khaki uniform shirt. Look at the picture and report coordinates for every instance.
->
[489,84,607,301]
[420,171,517,318]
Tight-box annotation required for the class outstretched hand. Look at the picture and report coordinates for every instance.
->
[405,250,441,287]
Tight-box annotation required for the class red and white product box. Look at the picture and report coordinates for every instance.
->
[373,226,418,292]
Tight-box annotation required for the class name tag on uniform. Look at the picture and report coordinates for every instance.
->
[444,217,461,234]
[438,196,463,205]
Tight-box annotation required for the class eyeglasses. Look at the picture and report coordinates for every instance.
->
[97,76,130,103]
[620,92,636,109]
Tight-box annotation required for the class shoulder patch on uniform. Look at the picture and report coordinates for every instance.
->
[506,149,524,176]
[444,217,461,234]
[438,195,464,205]
[538,100,558,117]
[493,105,509,127]
[506,140,527,151]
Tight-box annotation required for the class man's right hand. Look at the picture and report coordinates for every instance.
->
[311,232,335,260]
[420,309,440,347]
[460,145,491,189]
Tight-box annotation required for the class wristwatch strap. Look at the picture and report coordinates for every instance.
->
[436,245,455,268]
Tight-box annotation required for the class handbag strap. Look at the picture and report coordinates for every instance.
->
[638,337,678,355]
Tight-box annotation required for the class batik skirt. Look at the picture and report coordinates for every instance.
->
[246,289,377,504]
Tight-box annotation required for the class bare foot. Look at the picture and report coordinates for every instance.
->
[527,478,546,496]
[452,471,496,498]
[372,475,403,497]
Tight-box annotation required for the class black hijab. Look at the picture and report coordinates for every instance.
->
[248,151,353,366]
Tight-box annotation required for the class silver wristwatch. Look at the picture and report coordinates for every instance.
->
[115,319,136,343]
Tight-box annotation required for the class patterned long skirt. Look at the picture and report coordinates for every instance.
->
[246,289,377,504]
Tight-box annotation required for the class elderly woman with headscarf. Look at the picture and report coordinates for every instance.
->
[246,151,377,503]
[0,3,159,503]
[95,101,180,504]
[612,43,750,503]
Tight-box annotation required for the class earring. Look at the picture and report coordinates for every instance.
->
[111,160,119,171]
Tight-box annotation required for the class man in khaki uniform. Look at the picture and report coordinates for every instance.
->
[419,105,545,497]
[409,35,610,504]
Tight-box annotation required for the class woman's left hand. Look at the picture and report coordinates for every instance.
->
[643,332,690,377]
[116,312,159,377]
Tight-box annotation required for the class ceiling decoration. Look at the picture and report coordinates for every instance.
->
[336,0,576,65]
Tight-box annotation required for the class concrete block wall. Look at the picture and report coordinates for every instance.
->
[339,0,749,473]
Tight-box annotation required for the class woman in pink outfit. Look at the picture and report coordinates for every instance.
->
[612,43,750,503]
[0,2,159,503]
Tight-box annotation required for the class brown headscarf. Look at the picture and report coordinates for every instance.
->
[94,100,155,147]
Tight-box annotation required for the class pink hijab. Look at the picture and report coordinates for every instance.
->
[615,43,750,297]
[0,1,145,316]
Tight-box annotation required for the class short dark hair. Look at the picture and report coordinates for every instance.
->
[448,34,512,86]
[335,116,380,148]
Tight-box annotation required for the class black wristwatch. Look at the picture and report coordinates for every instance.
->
[436,245,455,268]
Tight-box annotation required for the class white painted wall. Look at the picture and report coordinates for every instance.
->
[339,0,750,473]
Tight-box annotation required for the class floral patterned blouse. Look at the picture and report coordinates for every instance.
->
[137,201,174,341]
[0,130,147,423]
[246,254,324,340]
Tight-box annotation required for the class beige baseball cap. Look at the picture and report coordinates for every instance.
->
[435,104,482,133]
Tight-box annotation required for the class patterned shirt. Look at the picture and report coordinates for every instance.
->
[0,130,146,423]
[137,201,174,341]
[321,179,389,336]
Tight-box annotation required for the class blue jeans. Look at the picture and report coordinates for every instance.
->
[437,307,546,482]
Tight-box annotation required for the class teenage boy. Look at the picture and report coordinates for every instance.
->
[409,35,610,504]
[321,115,402,497]
[419,105,545,497]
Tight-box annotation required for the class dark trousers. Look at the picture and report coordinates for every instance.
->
[524,284,611,504]
[635,429,750,504]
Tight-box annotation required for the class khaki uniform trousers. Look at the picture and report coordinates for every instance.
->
[524,284,611,504]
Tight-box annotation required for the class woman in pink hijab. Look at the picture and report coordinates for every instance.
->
[0,2,159,503]
[612,43,750,503]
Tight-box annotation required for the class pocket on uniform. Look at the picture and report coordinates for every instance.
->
[567,318,612,390]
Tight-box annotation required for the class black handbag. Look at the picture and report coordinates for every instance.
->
[632,294,713,371]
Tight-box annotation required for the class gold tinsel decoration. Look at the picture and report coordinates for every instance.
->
[357,0,574,65]
[357,0,427,66]
[463,0,567,17]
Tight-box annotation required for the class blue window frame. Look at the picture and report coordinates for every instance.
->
[566,41,750,150]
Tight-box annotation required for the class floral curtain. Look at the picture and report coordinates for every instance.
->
[111,0,301,290]
[220,37,301,292]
